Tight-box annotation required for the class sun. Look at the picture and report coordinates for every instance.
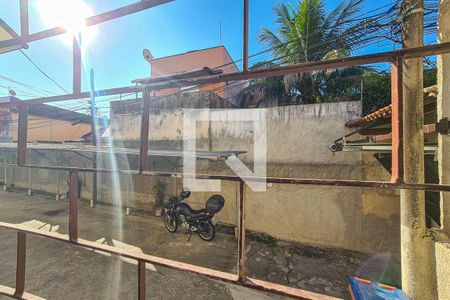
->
[37,0,97,47]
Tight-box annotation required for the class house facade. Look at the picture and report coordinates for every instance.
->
[146,46,242,105]
[0,96,92,142]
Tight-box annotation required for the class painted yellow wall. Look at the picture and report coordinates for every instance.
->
[11,112,91,142]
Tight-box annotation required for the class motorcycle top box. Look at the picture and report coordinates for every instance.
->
[206,195,225,214]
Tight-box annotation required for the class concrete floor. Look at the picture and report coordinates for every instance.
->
[0,190,401,299]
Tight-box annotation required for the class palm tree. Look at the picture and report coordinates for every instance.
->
[236,62,291,108]
[257,0,376,104]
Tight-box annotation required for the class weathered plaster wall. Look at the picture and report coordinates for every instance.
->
[2,96,401,257]
[109,97,399,255]
[430,4,450,299]
[438,0,450,235]
[429,230,450,300]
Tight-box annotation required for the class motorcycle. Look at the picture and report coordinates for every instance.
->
[163,189,225,241]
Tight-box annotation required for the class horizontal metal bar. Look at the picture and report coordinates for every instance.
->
[1,163,450,192]
[0,86,142,108]
[5,42,450,108]
[0,0,174,49]
[0,284,44,300]
[0,222,334,300]
[245,277,337,300]
[136,42,450,88]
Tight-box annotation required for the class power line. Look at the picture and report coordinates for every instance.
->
[19,50,70,94]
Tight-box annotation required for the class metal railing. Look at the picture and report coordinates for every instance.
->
[1,0,450,298]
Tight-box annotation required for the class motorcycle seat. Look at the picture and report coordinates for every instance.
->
[187,208,207,218]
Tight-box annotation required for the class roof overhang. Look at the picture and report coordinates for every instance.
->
[336,142,437,155]
[132,67,223,85]
[0,19,28,54]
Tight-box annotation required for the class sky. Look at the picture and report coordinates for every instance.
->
[0,0,436,113]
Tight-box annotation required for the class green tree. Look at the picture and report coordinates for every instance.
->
[361,71,391,115]
[236,62,291,107]
[258,0,375,104]
[361,65,437,115]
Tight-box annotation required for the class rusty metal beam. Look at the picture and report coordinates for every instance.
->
[14,232,26,298]
[133,42,450,86]
[17,104,28,166]
[0,85,142,109]
[3,42,450,109]
[243,0,249,72]
[0,0,175,49]
[19,0,29,38]
[69,171,78,242]
[0,86,143,107]
[0,222,337,300]
[138,261,146,300]
[139,98,150,173]
[390,58,403,183]
[3,162,450,192]
[245,277,336,300]
[238,181,246,282]
[0,284,44,300]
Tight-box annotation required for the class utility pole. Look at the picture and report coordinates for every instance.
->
[243,0,249,72]
[89,68,98,208]
[437,0,450,236]
[400,0,435,297]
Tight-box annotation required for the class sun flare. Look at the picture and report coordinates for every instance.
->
[37,0,97,47]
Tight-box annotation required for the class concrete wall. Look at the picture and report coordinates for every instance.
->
[431,231,450,300]
[110,95,401,256]
[2,95,401,257]
[430,4,450,299]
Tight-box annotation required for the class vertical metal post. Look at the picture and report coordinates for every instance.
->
[3,157,7,191]
[391,58,403,183]
[73,34,81,94]
[19,0,29,38]
[138,260,146,300]
[14,232,26,298]
[238,180,246,282]
[17,103,28,166]
[139,96,150,173]
[243,0,249,72]
[126,175,130,216]
[56,169,60,200]
[27,167,32,196]
[69,171,79,243]
[89,68,97,208]
[55,153,60,200]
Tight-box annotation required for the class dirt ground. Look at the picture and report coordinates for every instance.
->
[0,189,401,299]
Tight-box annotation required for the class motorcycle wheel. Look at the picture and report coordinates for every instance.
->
[164,211,178,233]
[198,221,215,241]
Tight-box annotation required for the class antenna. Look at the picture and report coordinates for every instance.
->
[142,48,153,63]
[219,22,222,45]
